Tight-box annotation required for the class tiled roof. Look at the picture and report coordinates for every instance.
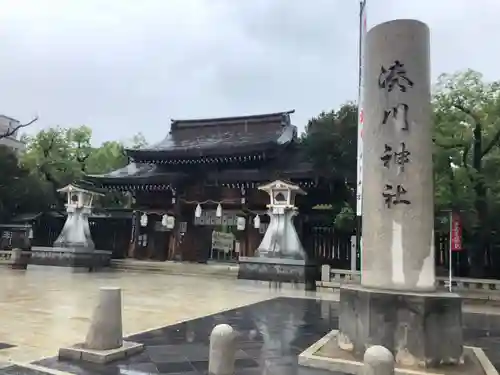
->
[127,111,296,160]
[85,163,186,185]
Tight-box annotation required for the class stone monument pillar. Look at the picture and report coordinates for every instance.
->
[361,18,434,291]
[337,19,463,368]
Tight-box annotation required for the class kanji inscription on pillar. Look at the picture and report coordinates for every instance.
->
[361,19,434,291]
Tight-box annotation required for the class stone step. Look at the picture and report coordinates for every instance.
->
[110,260,238,278]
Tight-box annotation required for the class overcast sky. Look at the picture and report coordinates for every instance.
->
[0,0,497,145]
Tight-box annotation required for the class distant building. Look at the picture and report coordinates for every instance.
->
[0,115,26,153]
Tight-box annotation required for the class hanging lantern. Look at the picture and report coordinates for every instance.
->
[253,214,261,229]
[216,203,222,217]
[140,213,148,227]
[166,215,175,229]
[195,204,202,218]
[236,216,246,231]
[161,214,168,227]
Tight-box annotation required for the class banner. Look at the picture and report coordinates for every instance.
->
[450,212,462,252]
[356,0,368,216]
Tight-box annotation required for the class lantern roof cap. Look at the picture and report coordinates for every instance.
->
[57,183,104,196]
[257,179,306,195]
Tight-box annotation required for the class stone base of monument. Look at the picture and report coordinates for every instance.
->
[238,256,318,289]
[298,330,497,375]
[59,341,144,364]
[298,284,498,375]
[30,246,112,272]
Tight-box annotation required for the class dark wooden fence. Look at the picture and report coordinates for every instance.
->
[302,224,488,279]
[6,210,500,279]
[3,213,131,259]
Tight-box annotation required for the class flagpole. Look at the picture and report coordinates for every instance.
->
[358,0,366,99]
[355,0,367,272]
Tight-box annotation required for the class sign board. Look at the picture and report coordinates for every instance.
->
[450,212,462,252]
[154,221,169,232]
[211,231,235,253]
[194,210,238,226]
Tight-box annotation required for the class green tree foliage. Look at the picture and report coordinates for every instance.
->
[20,126,147,210]
[0,146,52,222]
[127,132,148,149]
[301,103,358,231]
[433,69,500,276]
[301,70,500,276]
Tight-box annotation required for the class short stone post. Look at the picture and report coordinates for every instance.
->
[59,286,144,364]
[85,287,123,350]
[321,264,331,282]
[209,324,236,375]
[10,248,27,270]
[362,346,394,375]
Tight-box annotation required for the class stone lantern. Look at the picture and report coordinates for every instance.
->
[238,179,316,289]
[54,184,103,251]
[256,180,306,258]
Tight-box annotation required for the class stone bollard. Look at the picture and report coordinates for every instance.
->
[321,264,331,282]
[85,287,123,350]
[10,248,27,270]
[209,324,236,375]
[59,286,144,364]
[362,346,394,375]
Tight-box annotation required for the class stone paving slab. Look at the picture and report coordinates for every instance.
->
[0,267,332,363]
[33,297,500,375]
[36,297,344,375]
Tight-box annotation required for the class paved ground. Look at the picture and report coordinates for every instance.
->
[0,266,328,363]
[1,266,500,374]
[34,297,500,375]
[37,298,342,375]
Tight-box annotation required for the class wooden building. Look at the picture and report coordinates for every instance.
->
[84,111,334,263]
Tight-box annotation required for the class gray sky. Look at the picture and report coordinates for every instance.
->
[0,0,497,145]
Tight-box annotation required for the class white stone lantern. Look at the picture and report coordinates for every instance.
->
[58,184,101,213]
[255,180,306,259]
[258,179,305,213]
[54,184,103,251]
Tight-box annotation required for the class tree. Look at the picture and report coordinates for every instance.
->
[21,127,80,205]
[433,69,500,277]
[0,117,38,139]
[128,132,148,149]
[21,126,148,209]
[301,103,358,231]
[0,146,52,222]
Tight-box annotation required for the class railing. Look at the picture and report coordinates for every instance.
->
[317,265,500,300]
[0,250,13,264]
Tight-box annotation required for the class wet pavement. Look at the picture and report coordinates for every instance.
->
[37,297,341,375]
[32,297,500,375]
[2,267,500,374]
[0,267,330,363]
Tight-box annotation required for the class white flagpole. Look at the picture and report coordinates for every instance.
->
[355,0,367,272]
